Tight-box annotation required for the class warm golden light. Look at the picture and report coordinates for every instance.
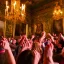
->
[13,1,16,10]
[22,4,25,11]
[21,4,25,16]
[6,1,8,6]
[5,0,26,20]
[53,2,63,20]
[5,0,26,37]
[5,1,9,16]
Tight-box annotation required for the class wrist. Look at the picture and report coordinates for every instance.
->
[5,46,11,52]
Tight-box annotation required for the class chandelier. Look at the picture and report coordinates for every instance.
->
[5,0,26,21]
[5,0,26,37]
[53,2,63,20]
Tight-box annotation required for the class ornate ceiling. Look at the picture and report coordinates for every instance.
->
[0,0,64,21]
[0,0,56,10]
[0,0,55,5]
[0,0,63,15]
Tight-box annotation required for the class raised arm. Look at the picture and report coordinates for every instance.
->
[48,33,55,43]
[43,41,54,64]
[40,31,46,43]
[59,33,64,40]
[2,38,16,64]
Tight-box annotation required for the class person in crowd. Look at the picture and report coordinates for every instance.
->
[16,49,41,64]
[43,33,60,64]
[43,41,54,64]
[0,31,62,64]
[0,36,41,64]
[16,50,34,64]
[1,37,16,64]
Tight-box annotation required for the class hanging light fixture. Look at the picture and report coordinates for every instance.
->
[5,0,26,21]
[5,0,26,37]
[53,2,63,20]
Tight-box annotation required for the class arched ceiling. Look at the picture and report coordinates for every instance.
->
[0,0,56,5]
[0,0,56,9]
[0,0,64,21]
[0,0,63,14]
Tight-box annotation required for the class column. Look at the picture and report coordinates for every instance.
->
[4,21,6,37]
[26,24,28,37]
[13,20,16,37]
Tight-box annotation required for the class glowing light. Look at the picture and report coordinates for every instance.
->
[53,2,63,20]
[13,1,16,9]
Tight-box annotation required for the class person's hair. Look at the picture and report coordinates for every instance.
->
[16,50,34,64]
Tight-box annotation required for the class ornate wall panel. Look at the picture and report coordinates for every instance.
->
[5,20,13,37]
[32,8,53,33]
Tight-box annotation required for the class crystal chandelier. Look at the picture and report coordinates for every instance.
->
[5,0,26,37]
[5,0,26,21]
[53,2,63,20]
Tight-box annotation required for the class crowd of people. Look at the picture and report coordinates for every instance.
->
[0,31,64,64]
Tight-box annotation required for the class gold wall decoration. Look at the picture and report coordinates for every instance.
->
[5,20,13,37]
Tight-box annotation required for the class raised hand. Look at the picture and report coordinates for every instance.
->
[0,37,16,64]
[43,43,54,64]
[31,35,35,40]
[2,38,10,50]
[59,33,64,40]
[33,50,41,64]
[40,31,46,43]
[48,33,54,43]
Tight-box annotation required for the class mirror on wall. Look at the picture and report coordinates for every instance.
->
[34,23,43,36]
[53,18,63,34]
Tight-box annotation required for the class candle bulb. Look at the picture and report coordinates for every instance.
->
[7,6,9,16]
[22,4,25,12]
[6,1,9,16]
[21,4,25,16]
[6,1,8,8]
[24,4,25,12]
[14,1,16,10]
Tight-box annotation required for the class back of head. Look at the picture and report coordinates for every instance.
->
[16,50,34,64]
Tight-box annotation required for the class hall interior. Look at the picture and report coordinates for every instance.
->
[0,0,64,37]
[0,1,64,64]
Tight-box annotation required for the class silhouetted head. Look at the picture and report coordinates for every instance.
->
[16,50,34,64]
